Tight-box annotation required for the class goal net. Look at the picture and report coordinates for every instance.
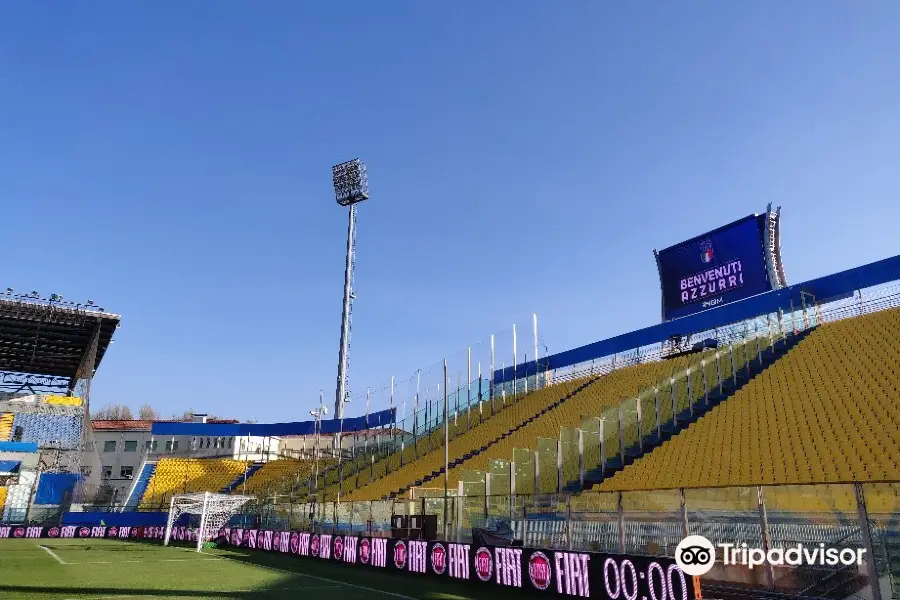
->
[163,492,254,552]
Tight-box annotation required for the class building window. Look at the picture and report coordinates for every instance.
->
[124,440,138,452]
[103,441,116,452]
[120,466,134,479]
[145,440,158,451]
[81,466,92,477]
[165,440,179,452]
[227,438,233,449]
[102,466,112,479]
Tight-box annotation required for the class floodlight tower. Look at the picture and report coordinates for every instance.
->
[331,158,369,420]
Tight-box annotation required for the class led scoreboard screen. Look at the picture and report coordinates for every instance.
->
[656,213,780,321]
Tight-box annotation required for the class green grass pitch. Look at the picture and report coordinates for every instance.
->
[0,538,528,600]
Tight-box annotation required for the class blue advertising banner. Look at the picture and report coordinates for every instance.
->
[657,215,772,321]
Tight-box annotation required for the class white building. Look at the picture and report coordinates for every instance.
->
[90,414,279,502]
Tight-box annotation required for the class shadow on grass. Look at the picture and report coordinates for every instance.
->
[0,540,546,600]
[217,545,546,600]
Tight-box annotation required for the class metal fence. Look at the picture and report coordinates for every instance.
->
[227,481,899,599]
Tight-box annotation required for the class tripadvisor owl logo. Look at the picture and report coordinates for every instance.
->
[676,535,716,576]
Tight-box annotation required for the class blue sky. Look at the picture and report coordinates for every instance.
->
[1,2,899,422]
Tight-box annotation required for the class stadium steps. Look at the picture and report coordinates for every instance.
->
[388,376,633,499]
[567,330,811,492]
[221,462,264,493]
[0,413,13,441]
[122,460,157,511]
[597,307,900,493]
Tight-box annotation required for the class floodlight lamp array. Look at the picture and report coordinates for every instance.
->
[332,159,369,206]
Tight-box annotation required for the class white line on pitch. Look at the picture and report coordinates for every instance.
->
[38,544,68,565]
[219,556,417,600]
[63,558,221,565]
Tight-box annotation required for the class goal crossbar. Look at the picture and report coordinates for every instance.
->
[164,492,254,552]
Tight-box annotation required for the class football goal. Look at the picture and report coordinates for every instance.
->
[163,492,254,552]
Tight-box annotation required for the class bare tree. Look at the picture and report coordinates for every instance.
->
[138,404,158,420]
[93,404,134,420]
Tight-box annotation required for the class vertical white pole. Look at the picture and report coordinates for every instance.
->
[414,370,421,457]
[163,495,177,546]
[443,360,449,541]
[489,335,495,404]
[196,491,210,552]
[512,324,518,397]
[467,347,472,430]
[533,313,539,389]
[524,351,528,395]
[390,376,395,449]
[454,374,460,426]
[478,361,483,417]
[365,387,370,454]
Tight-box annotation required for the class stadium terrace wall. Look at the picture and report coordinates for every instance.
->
[151,407,396,437]
[221,528,698,600]
[0,523,699,599]
[494,253,900,385]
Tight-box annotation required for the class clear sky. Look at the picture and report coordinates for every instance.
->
[2,2,899,423]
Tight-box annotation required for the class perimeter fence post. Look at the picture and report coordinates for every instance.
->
[616,492,625,554]
[756,486,776,589]
[855,483,883,600]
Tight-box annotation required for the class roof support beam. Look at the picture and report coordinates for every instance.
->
[68,319,101,404]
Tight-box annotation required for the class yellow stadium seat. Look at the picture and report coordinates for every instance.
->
[0,413,14,441]
[44,395,83,407]
[341,350,713,501]
[139,458,250,507]
[595,308,900,497]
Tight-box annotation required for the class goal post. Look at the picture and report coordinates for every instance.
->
[163,492,254,552]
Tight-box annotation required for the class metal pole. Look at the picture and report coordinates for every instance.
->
[478,362,483,420]
[854,483,883,600]
[163,495,177,546]
[512,324,518,397]
[757,486,776,589]
[335,204,357,420]
[533,313,539,390]
[443,360,449,540]
[489,335,495,406]
[365,386,370,455]
[455,373,460,427]
[524,351,528,395]
[616,492,626,553]
[390,376,395,449]
[196,491,210,552]
[467,347,472,430]
[315,391,322,491]
[414,370,421,458]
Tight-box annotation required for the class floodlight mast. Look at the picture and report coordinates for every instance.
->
[331,159,369,421]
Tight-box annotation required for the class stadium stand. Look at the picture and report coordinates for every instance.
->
[442,349,722,493]
[123,461,157,511]
[340,351,716,501]
[596,307,900,497]
[0,412,13,441]
[236,458,322,496]
[139,457,250,507]
[0,486,6,515]
[11,413,82,449]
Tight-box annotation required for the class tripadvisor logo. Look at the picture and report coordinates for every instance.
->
[676,535,716,576]
[676,535,867,577]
